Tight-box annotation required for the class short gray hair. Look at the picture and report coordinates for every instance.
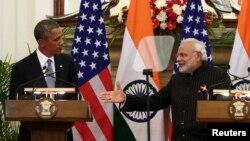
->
[180,38,208,61]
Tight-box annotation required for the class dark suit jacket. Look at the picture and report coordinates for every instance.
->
[9,51,78,100]
[121,63,231,141]
[9,51,78,141]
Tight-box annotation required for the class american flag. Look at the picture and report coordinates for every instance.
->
[174,0,213,73]
[71,0,113,140]
[169,0,213,140]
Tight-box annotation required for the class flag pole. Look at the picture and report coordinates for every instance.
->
[143,69,153,141]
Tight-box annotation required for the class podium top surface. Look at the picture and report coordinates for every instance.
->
[5,100,92,122]
[24,88,76,94]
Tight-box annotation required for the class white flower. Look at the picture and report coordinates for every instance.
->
[177,16,184,23]
[156,10,167,22]
[160,22,167,30]
[117,12,124,23]
[172,4,182,15]
[154,0,167,9]
[182,5,186,11]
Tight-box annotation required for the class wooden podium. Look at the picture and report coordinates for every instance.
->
[197,89,250,123]
[5,100,92,141]
[196,100,250,122]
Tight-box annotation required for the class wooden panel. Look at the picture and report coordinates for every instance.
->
[5,100,92,121]
[54,0,64,16]
[196,100,250,122]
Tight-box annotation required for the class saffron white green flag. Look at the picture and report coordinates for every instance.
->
[229,0,250,88]
[114,0,165,140]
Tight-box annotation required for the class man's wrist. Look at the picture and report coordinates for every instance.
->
[119,94,126,110]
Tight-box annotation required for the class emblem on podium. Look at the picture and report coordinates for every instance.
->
[228,98,249,121]
[34,97,58,119]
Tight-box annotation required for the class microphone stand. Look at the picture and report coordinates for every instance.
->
[143,69,153,141]
[48,75,82,100]
[228,68,250,99]
[207,68,250,99]
[31,68,65,100]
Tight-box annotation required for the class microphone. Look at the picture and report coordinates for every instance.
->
[227,66,250,80]
[227,66,250,99]
[46,74,82,100]
[31,65,63,98]
[15,66,47,99]
[207,67,250,99]
[42,65,49,73]
[143,69,153,77]
[15,66,64,100]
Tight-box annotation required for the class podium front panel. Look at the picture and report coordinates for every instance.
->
[5,100,92,121]
[196,100,250,123]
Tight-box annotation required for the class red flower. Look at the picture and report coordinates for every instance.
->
[167,21,176,30]
[153,19,160,28]
[198,85,208,93]
[150,0,186,33]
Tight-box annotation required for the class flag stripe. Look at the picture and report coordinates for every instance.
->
[238,0,250,57]
[126,0,161,83]
[74,121,95,141]
[99,66,113,91]
[127,0,154,48]
[167,106,172,141]
[86,118,107,141]
[72,127,83,141]
[81,82,113,141]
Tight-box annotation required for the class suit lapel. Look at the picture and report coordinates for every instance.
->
[54,56,64,87]
[30,52,47,88]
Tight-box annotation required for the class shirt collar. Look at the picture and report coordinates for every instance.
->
[187,62,210,76]
[36,49,55,68]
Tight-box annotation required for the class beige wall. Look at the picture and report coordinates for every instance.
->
[0,0,130,63]
[0,0,53,63]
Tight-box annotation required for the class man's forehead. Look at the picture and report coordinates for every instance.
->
[178,43,194,52]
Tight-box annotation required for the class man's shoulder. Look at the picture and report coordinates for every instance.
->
[13,52,37,67]
[171,72,186,79]
[54,53,75,65]
[207,65,227,74]
[56,53,73,60]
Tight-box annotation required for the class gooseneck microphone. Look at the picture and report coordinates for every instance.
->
[227,66,250,98]
[15,66,64,100]
[46,73,82,100]
[227,67,250,80]
[207,66,250,99]
[31,65,61,98]
[15,66,47,99]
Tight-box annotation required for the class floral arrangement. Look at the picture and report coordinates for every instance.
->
[150,0,187,34]
[104,0,224,44]
[150,0,225,38]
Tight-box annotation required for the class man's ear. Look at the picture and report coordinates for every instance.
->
[38,38,45,47]
[197,52,203,61]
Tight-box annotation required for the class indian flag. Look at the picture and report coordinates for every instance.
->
[229,0,250,88]
[114,0,165,140]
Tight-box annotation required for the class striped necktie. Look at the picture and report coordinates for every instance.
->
[45,59,55,88]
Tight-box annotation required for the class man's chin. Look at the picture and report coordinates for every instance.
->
[179,68,188,73]
[179,67,184,73]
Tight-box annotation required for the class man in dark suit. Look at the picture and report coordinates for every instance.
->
[100,38,232,141]
[9,19,77,141]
